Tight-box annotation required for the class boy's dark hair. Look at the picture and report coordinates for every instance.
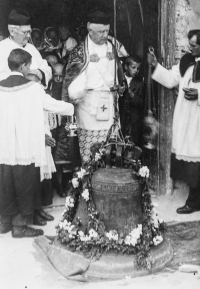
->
[8,49,32,71]
[125,54,142,66]
[188,30,200,45]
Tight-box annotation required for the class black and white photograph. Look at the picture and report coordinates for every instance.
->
[0,1,200,288]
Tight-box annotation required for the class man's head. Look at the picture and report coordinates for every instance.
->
[8,9,31,46]
[188,30,200,57]
[125,55,142,78]
[78,25,88,42]
[45,27,59,48]
[31,29,43,49]
[87,10,110,45]
[8,49,32,77]
[59,25,71,42]
[45,55,58,67]
[52,63,64,83]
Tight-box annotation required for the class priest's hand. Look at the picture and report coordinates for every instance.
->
[45,134,56,147]
[183,88,198,100]
[118,84,126,96]
[147,52,158,68]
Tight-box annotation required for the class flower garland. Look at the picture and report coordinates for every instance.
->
[56,145,165,269]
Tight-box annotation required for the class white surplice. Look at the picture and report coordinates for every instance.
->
[0,74,74,181]
[152,61,200,162]
[0,38,52,87]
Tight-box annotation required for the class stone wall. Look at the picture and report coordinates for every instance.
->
[175,0,200,62]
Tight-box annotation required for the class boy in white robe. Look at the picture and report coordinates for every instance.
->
[0,48,74,237]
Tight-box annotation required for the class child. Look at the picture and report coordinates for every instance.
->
[26,71,56,211]
[45,55,59,68]
[51,63,81,197]
[121,55,143,145]
[0,49,74,237]
[43,27,60,60]
[29,28,44,52]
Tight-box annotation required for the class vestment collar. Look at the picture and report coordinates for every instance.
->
[10,71,23,76]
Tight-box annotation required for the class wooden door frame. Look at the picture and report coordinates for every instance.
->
[157,0,176,195]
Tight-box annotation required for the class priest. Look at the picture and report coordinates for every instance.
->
[0,9,51,87]
[62,9,125,163]
[148,29,200,214]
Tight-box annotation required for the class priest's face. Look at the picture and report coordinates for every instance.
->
[189,35,200,57]
[88,23,110,45]
[10,25,32,46]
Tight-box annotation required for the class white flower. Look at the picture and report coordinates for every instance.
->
[139,166,150,178]
[76,168,86,179]
[80,235,91,242]
[65,196,74,208]
[58,221,65,230]
[151,211,160,228]
[153,235,163,246]
[124,225,142,247]
[58,220,75,233]
[89,229,98,238]
[124,235,131,246]
[106,230,118,241]
[95,152,101,162]
[82,189,90,201]
[72,177,79,188]
[78,230,84,237]
[62,220,75,233]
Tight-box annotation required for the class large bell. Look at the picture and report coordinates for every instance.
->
[91,168,143,237]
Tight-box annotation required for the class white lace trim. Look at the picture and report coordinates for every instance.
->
[172,148,200,162]
[0,158,46,167]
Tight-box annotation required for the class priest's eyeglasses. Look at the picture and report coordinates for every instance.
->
[18,29,32,37]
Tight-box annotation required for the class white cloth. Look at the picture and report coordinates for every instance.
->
[0,38,52,87]
[68,35,115,130]
[0,76,74,176]
[108,36,129,58]
[61,37,77,57]
[40,111,56,181]
[125,74,132,87]
[152,62,200,162]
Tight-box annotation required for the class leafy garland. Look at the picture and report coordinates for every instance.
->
[56,144,165,270]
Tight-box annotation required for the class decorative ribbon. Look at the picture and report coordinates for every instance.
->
[90,52,114,63]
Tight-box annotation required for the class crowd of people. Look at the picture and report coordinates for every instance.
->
[1,6,199,240]
[0,8,145,238]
